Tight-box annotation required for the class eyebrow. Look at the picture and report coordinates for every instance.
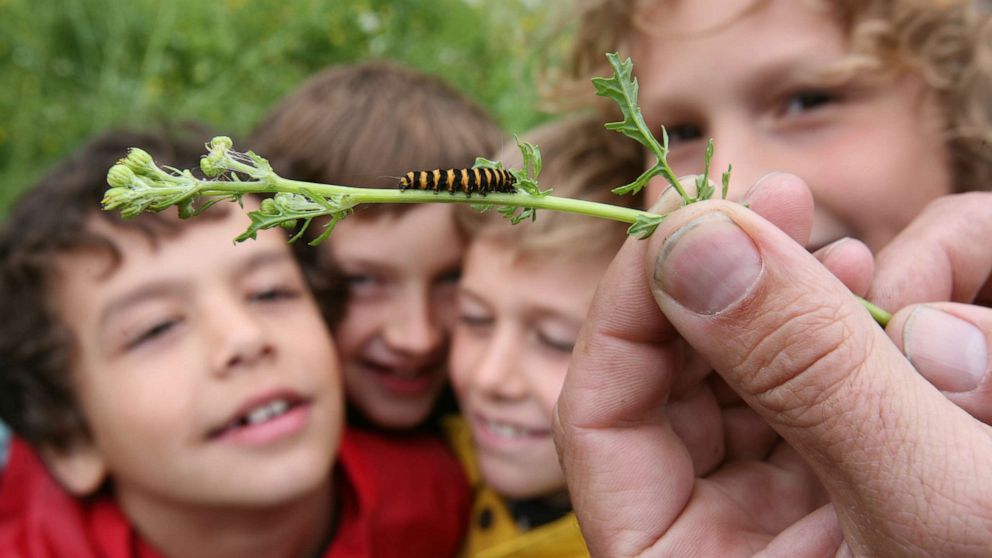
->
[457,282,586,325]
[98,249,294,329]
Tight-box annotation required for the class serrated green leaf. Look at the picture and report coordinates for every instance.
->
[698,139,715,200]
[594,53,688,201]
[592,53,663,156]
[513,175,546,197]
[495,205,537,225]
[612,164,663,196]
[696,176,714,202]
[516,137,542,181]
[722,164,733,200]
[473,157,503,170]
[627,213,664,239]
[309,216,341,246]
[287,218,312,243]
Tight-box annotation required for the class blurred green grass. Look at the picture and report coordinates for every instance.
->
[0,0,569,214]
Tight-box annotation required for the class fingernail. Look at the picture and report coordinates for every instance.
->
[813,237,851,262]
[655,212,762,314]
[648,184,685,215]
[742,172,785,204]
[903,306,987,392]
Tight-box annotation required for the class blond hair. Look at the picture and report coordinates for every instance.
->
[458,115,644,262]
[562,0,992,193]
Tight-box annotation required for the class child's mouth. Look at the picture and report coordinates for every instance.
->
[209,395,310,444]
[360,358,436,396]
[473,414,551,447]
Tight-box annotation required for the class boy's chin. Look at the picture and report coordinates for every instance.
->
[209,448,339,508]
[197,418,342,508]
[477,457,564,502]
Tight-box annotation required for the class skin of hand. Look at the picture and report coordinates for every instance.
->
[552,176,992,557]
[810,192,992,422]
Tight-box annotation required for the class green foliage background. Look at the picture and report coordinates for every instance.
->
[0,0,566,214]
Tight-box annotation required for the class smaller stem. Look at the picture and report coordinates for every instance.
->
[858,297,892,327]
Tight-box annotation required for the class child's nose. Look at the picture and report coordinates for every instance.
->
[470,328,527,399]
[207,302,274,374]
[382,289,443,355]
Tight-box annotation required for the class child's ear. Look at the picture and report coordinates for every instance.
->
[42,442,108,496]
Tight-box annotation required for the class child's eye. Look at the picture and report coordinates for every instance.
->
[435,268,462,287]
[252,287,300,303]
[665,123,704,147]
[345,273,378,288]
[782,90,838,115]
[537,331,576,354]
[458,313,493,328]
[126,319,179,350]
[344,273,384,297]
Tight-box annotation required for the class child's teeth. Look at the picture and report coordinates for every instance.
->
[487,420,526,438]
[245,399,290,425]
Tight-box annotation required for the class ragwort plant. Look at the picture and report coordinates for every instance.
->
[102,53,892,326]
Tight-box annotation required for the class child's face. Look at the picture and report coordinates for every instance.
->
[326,204,461,429]
[449,237,606,501]
[633,0,953,251]
[54,203,343,509]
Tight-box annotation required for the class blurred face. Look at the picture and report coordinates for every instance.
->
[633,0,953,251]
[327,205,461,429]
[449,237,608,501]
[55,203,343,513]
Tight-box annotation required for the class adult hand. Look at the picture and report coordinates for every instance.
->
[812,193,992,422]
[553,181,992,556]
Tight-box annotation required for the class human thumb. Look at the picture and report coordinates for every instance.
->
[644,200,992,556]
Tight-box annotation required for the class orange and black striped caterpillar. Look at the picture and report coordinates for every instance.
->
[398,168,516,196]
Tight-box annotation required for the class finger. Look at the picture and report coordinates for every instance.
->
[666,384,725,476]
[886,302,992,423]
[868,192,992,310]
[721,404,778,461]
[758,504,844,558]
[651,172,815,248]
[553,236,693,557]
[741,172,814,247]
[811,237,874,297]
[653,444,823,556]
[665,172,815,397]
[645,200,992,555]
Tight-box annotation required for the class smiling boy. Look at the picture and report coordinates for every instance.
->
[445,116,643,557]
[249,61,504,432]
[0,130,469,558]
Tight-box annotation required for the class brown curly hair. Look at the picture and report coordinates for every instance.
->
[562,0,992,194]
[248,60,505,204]
[0,128,345,452]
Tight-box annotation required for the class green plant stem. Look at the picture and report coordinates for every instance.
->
[205,177,651,225]
[191,177,892,327]
[859,297,892,327]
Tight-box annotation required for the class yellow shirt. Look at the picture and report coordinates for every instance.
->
[444,416,590,558]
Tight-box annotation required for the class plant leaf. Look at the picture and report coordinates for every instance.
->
[473,157,503,170]
[627,213,664,239]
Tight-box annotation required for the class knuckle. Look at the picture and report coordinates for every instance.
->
[726,291,872,426]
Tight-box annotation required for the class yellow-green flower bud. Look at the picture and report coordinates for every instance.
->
[123,148,154,173]
[259,198,278,215]
[107,164,137,189]
[210,136,234,151]
[200,152,225,177]
[280,219,298,230]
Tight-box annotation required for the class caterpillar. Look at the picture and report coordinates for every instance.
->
[398,167,516,196]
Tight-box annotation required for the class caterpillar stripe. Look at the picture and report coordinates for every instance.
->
[398,168,516,196]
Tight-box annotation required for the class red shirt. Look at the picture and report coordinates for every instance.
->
[0,428,469,558]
